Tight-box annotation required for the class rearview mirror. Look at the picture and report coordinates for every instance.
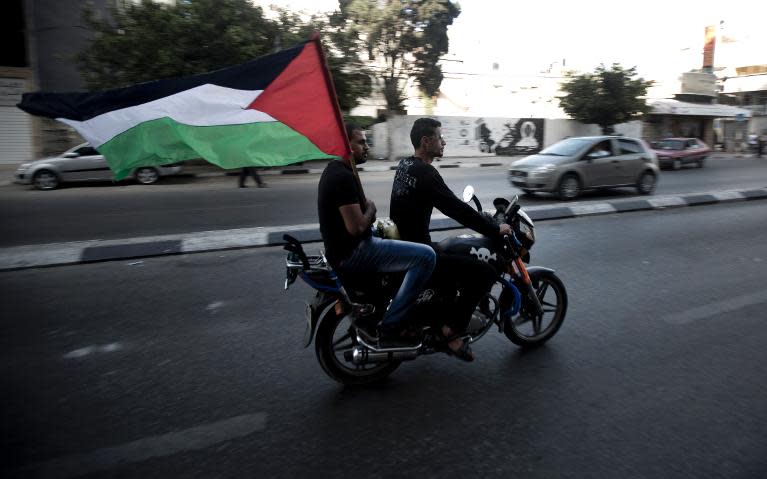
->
[63,152,78,158]
[506,194,519,214]
[462,185,475,203]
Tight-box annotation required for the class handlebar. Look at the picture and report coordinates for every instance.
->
[501,232,523,259]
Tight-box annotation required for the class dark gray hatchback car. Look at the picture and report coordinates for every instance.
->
[508,136,660,200]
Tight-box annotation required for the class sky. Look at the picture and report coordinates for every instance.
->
[257,0,766,101]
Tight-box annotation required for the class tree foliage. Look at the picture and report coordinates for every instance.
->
[558,64,654,134]
[77,0,371,112]
[337,0,460,113]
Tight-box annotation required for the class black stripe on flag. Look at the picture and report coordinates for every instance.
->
[17,42,306,122]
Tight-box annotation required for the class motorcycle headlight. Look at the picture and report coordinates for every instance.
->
[518,220,535,244]
[514,209,535,249]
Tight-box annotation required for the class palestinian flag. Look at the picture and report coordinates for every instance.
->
[17,37,350,180]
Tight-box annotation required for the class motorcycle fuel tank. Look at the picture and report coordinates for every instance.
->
[436,234,504,270]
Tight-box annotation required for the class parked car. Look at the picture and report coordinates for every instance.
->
[15,143,184,190]
[507,136,659,200]
[651,138,710,170]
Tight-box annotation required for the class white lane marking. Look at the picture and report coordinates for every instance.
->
[0,243,83,270]
[206,301,225,314]
[648,196,687,208]
[181,228,269,253]
[63,343,123,359]
[662,290,767,325]
[569,203,617,216]
[712,190,745,202]
[15,412,267,479]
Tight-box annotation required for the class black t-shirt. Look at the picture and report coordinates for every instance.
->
[390,156,500,245]
[318,160,370,265]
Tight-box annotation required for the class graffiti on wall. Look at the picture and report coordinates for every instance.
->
[437,116,544,156]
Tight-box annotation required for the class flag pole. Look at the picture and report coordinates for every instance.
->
[309,32,367,205]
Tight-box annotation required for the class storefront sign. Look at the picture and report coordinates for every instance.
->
[680,72,717,97]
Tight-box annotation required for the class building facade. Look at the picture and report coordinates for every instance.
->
[1,0,35,164]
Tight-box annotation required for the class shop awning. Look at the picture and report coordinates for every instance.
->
[649,99,752,118]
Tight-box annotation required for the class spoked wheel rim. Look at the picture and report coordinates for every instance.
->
[511,277,565,340]
[136,167,159,184]
[328,315,393,376]
[639,172,656,194]
[33,171,59,190]
[559,176,580,200]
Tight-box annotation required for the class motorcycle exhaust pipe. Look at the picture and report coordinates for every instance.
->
[344,346,418,365]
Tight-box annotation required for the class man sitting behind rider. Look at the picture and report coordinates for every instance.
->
[390,118,512,361]
[317,123,436,344]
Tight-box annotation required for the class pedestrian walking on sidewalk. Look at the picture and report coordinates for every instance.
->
[748,132,758,154]
[239,166,265,188]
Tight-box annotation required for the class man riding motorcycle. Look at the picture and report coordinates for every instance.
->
[390,118,512,361]
[317,123,436,345]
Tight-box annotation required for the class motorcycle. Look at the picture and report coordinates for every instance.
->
[283,187,568,385]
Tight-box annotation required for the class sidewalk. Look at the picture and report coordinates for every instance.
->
[182,155,517,179]
[1,185,766,271]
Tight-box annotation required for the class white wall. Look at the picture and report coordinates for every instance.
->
[370,115,643,160]
[543,120,642,147]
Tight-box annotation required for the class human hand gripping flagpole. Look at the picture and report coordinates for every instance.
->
[309,32,367,207]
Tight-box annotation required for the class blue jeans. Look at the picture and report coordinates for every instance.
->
[338,236,435,329]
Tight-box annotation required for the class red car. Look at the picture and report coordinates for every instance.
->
[652,138,711,170]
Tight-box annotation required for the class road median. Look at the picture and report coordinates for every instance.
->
[1,187,765,271]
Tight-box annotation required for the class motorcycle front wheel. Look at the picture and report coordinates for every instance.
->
[504,270,568,347]
[315,311,401,385]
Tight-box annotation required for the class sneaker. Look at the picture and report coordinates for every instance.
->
[355,318,379,342]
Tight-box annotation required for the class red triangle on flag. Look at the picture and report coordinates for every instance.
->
[248,41,349,159]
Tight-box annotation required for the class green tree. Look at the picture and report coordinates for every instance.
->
[558,64,654,134]
[77,0,371,112]
[79,0,276,87]
[338,0,460,113]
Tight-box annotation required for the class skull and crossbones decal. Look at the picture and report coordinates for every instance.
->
[470,247,497,263]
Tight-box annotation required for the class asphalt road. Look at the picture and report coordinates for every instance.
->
[1,155,766,247]
[2,200,766,478]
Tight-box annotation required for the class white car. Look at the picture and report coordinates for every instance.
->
[15,143,184,190]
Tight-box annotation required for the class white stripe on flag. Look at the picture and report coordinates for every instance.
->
[59,84,276,147]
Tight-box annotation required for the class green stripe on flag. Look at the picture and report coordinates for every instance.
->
[97,118,340,180]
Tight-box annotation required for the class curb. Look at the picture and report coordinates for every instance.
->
[174,153,765,179]
[1,187,766,272]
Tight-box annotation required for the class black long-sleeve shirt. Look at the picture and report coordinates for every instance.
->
[390,156,500,245]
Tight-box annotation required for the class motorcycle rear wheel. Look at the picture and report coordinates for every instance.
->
[315,311,401,385]
[504,270,567,347]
